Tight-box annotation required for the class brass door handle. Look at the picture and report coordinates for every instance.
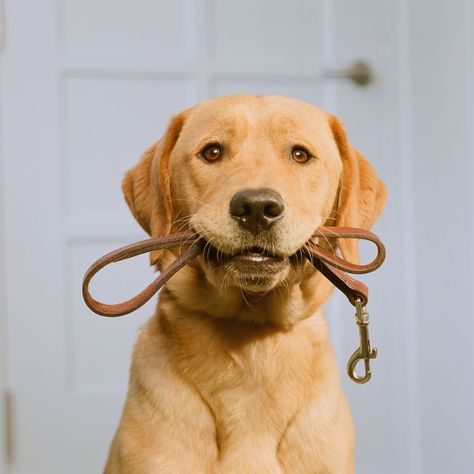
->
[323,60,373,86]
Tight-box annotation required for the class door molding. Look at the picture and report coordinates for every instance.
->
[394,0,422,472]
[0,64,11,474]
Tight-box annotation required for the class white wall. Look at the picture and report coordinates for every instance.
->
[408,0,474,472]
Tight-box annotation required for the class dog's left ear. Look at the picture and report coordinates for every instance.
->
[329,116,387,263]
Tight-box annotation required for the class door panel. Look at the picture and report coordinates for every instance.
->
[212,0,321,65]
[60,0,194,57]
[63,76,195,222]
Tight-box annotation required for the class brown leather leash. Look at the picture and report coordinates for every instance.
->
[82,226,385,383]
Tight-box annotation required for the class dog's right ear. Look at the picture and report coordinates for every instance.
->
[122,111,188,236]
[122,141,160,235]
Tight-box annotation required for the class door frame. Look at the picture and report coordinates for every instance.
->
[0,69,10,474]
[1,2,12,465]
[394,1,422,471]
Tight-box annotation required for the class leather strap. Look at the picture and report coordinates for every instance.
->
[82,232,200,317]
[82,227,385,317]
[302,226,386,306]
[304,227,386,274]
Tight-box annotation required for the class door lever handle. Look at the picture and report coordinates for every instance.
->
[323,60,373,86]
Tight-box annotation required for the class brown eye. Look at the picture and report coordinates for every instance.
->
[292,147,310,163]
[201,144,222,162]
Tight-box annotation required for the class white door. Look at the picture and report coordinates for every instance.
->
[1,1,412,473]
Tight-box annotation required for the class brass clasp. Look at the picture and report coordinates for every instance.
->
[347,299,377,384]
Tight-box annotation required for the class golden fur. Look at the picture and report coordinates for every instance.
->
[104,95,387,473]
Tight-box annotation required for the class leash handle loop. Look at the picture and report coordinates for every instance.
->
[82,232,200,317]
[306,226,386,274]
[303,226,385,306]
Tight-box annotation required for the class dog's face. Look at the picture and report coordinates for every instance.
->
[123,95,386,297]
[168,96,342,292]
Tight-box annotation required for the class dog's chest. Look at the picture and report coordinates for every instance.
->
[177,322,323,445]
[209,356,310,437]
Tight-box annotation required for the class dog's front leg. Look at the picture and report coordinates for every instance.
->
[277,391,355,474]
[216,439,284,474]
[103,322,219,474]
[103,381,218,473]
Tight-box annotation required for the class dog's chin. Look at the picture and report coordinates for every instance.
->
[201,243,293,293]
[226,255,292,292]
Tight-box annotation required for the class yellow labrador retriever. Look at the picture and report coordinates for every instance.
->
[104,95,386,473]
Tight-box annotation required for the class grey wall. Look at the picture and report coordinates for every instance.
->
[409,0,474,472]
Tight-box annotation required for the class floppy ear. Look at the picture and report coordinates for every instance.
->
[122,141,160,235]
[122,111,188,237]
[329,116,387,263]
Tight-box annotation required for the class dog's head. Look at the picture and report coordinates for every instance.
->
[123,96,386,306]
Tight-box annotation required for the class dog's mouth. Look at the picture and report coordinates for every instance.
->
[202,241,289,275]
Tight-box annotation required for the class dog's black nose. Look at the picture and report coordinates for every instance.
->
[229,188,285,233]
